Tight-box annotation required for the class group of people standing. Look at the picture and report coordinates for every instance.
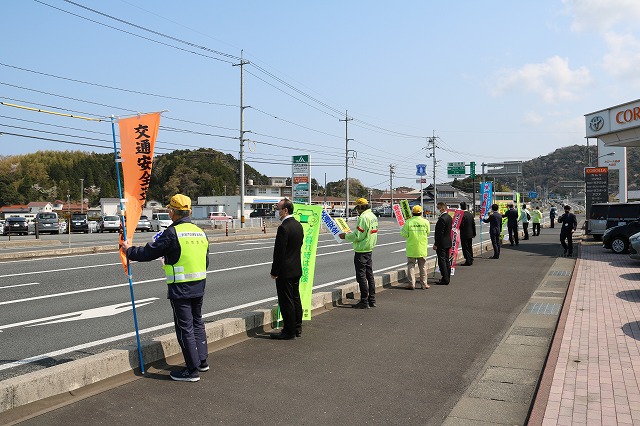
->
[118,193,578,382]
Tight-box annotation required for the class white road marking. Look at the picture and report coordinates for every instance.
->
[0,282,40,289]
[0,298,159,331]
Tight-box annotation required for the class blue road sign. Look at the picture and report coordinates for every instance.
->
[528,191,538,199]
[416,164,427,176]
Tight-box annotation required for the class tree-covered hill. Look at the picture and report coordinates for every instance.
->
[0,148,269,207]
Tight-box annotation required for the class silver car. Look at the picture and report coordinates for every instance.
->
[628,231,640,260]
[98,215,121,233]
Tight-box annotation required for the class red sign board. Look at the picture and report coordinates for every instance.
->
[293,176,309,184]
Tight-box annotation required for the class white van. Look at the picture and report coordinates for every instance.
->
[150,212,172,231]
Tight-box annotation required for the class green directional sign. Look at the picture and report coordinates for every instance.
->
[447,162,466,178]
[470,161,476,178]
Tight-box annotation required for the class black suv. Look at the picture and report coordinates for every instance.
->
[249,208,273,217]
[70,213,89,233]
[602,220,640,254]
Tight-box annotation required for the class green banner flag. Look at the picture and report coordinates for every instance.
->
[400,199,411,223]
[293,203,322,320]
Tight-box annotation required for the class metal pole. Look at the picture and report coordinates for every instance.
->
[390,165,395,207]
[234,51,249,228]
[431,135,437,217]
[80,178,84,214]
[110,116,145,375]
[340,111,353,213]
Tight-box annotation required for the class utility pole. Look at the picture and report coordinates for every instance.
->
[427,135,438,216]
[339,110,353,213]
[80,178,84,214]
[389,164,395,207]
[234,51,250,228]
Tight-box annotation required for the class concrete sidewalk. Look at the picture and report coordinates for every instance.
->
[529,241,640,425]
[1,228,577,425]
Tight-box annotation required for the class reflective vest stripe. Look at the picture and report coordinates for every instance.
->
[166,272,207,282]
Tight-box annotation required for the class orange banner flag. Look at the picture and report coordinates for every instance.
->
[118,113,161,273]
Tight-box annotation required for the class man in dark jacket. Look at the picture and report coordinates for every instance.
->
[503,203,520,246]
[433,202,453,284]
[558,205,578,257]
[270,198,304,339]
[459,201,476,266]
[121,194,209,382]
[483,203,502,259]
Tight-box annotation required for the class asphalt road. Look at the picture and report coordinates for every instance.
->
[1,218,496,382]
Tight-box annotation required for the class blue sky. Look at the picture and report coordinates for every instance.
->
[2,0,640,191]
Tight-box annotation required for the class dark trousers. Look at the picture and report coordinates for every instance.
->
[461,238,473,264]
[532,222,541,236]
[436,247,451,284]
[560,232,573,255]
[170,297,208,370]
[522,222,529,239]
[275,276,302,336]
[508,225,519,245]
[490,230,501,258]
[354,252,375,303]
[550,217,555,228]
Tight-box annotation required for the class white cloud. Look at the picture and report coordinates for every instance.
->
[522,112,544,125]
[492,56,592,103]
[601,32,640,84]
[563,0,640,33]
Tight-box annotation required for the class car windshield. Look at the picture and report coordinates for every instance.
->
[71,214,86,220]
[39,213,57,220]
[140,216,148,220]
[103,216,119,221]
[157,214,170,220]
[8,217,25,222]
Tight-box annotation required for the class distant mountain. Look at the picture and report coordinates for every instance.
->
[451,144,640,196]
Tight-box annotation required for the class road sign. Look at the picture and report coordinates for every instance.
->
[528,191,538,199]
[415,178,427,184]
[416,164,427,176]
[470,162,476,178]
[447,162,466,178]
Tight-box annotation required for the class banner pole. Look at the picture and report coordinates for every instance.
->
[111,116,145,375]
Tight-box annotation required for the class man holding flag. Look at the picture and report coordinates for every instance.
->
[121,194,210,382]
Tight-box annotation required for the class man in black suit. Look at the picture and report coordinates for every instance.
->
[433,202,453,285]
[270,198,304,340]
[483,203,502,259]
[459,201,476,266]
[504,203,520,246]
[558,205,578,257]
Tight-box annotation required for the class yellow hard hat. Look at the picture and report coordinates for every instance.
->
[412,205,423,215]
[355,197,368,206]
[167,194,192,210]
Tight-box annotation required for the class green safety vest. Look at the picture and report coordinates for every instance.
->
[400,215,430,258]
[163,222,208,284]
[345,209,379,253]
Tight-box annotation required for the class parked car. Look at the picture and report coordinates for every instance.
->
[602,220,640,254]
[374,206,393,217]
[151,212,172,231]
[249,208,273,218]
[587,202,640,241]
[629,231,640,260]
[98,215,120,233]
[209,212,233,222]
[136,215,152,232]
[35,212,60,234]
[330,208,345,217]
[70,213,89,233]
[3,217,29,235]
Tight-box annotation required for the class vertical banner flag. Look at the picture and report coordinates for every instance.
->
[393,204,405,227]
[400,200,411,224]
[321,209,343,243]
[498,201,509,241]
[118,113,161,272]
[480,182,493,218]
[449,209,464,275]
[293,204,322,320]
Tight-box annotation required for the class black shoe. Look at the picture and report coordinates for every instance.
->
[270,331,296,340]
[369,302,376,308]
[197,361,209,372]
[523,237,529,240]
[353,301,370,309]
[169,368,200,382]
[461,262,471,266]
[436,280,449,285]
[295,330,302,337]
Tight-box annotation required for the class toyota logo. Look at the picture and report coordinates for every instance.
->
[589,116,604,132]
